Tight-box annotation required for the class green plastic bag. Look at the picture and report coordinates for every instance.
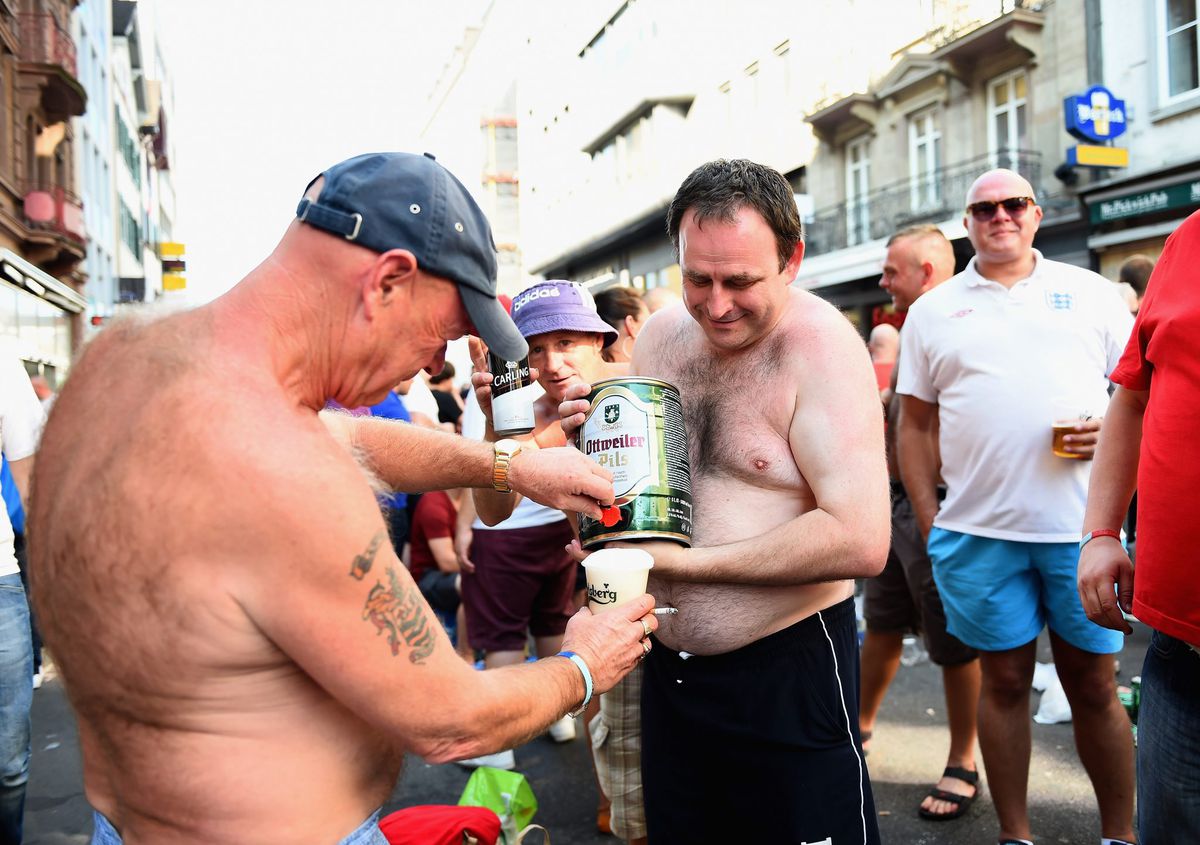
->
[458,766,538,844]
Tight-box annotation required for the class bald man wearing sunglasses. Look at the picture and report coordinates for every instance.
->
[895,169,1137,845]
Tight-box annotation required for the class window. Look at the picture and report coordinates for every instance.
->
[745,61,760,111]
[119,201,141,257]
[493,182,518,244]
[719,80,732,124]
[592,113,650,186]
[845,136,870,246]
[592,142,615,186]
[495,126,518,172]
[1161,0,1199,100]
[988,69,1028,169]
[25,116,34,186]
[908,108,941,212]
[115,109,141,188]
[774,40,791,100]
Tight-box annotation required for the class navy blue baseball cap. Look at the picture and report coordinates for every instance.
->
[296,152,528,361]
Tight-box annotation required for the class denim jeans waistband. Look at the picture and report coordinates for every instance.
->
[92,808,386,844]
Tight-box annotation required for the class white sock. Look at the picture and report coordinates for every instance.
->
[1101,839,1135,845]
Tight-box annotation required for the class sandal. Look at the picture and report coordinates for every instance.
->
[917,765,980,821]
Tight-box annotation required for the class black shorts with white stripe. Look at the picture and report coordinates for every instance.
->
[641,596,880,845]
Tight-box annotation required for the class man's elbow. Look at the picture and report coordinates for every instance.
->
[406,701,494,764]
[418,736,489,765]
[470,493,506,527]
[858,531,890,578]
[477,508,505,527]
[846,513,890,578]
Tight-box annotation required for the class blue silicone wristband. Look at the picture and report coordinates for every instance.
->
[556,651,593,716]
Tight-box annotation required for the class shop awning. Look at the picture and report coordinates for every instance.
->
[0,248,85,313]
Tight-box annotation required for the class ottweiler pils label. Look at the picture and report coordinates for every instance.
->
[579,377,692,549]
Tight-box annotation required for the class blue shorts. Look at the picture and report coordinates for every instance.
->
[926,527,1123,655]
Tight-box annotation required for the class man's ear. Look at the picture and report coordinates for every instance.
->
[784,240,805,277]
[624,314,640,339]
[921,260,937,287]
[364,250,419,317]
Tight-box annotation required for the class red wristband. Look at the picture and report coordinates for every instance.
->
[1079,528,1121,550]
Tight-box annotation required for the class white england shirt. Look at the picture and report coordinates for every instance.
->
[896,251,1133,542]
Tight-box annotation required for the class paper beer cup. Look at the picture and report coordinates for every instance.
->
[582,548,654,613]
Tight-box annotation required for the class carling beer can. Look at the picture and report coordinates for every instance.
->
[578,377,692,549]
[488,352,536,437]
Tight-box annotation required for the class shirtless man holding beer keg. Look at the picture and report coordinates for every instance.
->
[561,158,890,843]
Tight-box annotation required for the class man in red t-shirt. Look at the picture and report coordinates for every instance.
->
[1079,209,1200,844]
[409,488,472,661]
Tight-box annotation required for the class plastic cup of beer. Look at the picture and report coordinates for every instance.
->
[582,548,654,614]
[1051,400,1091,460]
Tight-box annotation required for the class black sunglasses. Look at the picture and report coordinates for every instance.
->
[966,196,1036,221]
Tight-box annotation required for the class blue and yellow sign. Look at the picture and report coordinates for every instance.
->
[1064,85,1128,142]
[1064,85,1128,169]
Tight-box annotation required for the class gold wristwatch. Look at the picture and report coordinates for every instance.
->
[492,439,522,493]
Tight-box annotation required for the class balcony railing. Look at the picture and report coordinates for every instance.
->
[18,13,77,78]
[22,183,86,246]
[805,150,1041,257]
[929,0,1038,46]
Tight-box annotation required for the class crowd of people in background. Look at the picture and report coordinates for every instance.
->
[0,149,1195,845]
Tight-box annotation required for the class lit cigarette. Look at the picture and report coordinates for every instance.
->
[653,607,678,616]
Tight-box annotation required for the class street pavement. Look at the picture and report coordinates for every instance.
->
[23,625,1149,844]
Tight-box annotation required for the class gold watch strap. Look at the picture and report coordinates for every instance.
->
[492,441,520,493]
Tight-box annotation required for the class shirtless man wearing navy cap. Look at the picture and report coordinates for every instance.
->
[30,152,657,844]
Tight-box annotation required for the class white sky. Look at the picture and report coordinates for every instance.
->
[162,0,483,304]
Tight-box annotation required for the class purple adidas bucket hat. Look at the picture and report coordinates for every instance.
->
[511,281,619,348]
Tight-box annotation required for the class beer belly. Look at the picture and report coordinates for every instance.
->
[648,476,851,655]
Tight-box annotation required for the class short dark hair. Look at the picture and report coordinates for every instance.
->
[593,286,645,331]
[1118,255,1155,296]
[667,159,802,272]
[429,361,456,384]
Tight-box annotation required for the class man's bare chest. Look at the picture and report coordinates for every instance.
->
[648,360,797,487]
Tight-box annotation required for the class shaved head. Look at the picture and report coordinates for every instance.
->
[965,168,1036,206]
[868,323,900,364]
[643,287,683,314]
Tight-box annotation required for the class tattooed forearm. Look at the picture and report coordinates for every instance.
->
[361,566,437,664]
[349,531,385,580]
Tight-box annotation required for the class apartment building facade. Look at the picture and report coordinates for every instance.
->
[109,0,177,310]
[71,0,113,327]
[518,0,915,293]
[0,0,88,382]
[426,0,1189,327]
[799,0,1093,330]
